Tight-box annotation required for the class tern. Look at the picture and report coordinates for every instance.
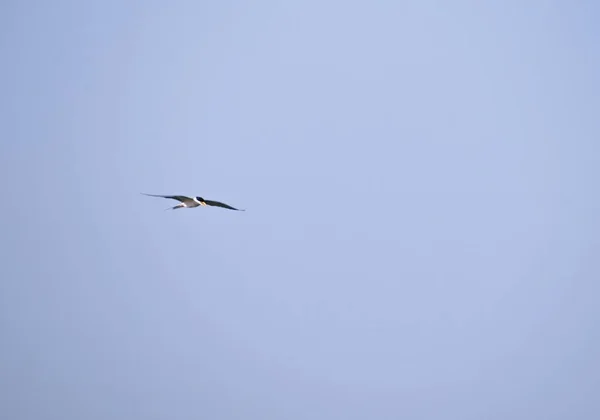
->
[142,193,245,211]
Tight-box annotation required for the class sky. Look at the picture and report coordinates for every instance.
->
[1,1,599,419]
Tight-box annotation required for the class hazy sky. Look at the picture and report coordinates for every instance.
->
[1,1,599,419]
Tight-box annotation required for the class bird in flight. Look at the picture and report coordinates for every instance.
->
[141,193,245,211]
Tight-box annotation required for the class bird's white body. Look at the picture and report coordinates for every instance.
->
[180,197,202,208]
[172,197,210,209]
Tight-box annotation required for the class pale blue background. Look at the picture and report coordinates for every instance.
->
[1,1,599,419]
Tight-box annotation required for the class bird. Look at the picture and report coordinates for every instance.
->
[141,193,245,211]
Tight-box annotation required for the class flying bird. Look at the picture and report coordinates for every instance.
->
[141,193,245,211]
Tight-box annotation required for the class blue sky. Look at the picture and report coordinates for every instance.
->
[1,1,599,419]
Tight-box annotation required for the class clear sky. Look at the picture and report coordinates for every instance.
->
[1,1,599,419]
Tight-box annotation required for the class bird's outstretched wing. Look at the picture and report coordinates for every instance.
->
[141,193,191,203]
[204,199,245,211]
